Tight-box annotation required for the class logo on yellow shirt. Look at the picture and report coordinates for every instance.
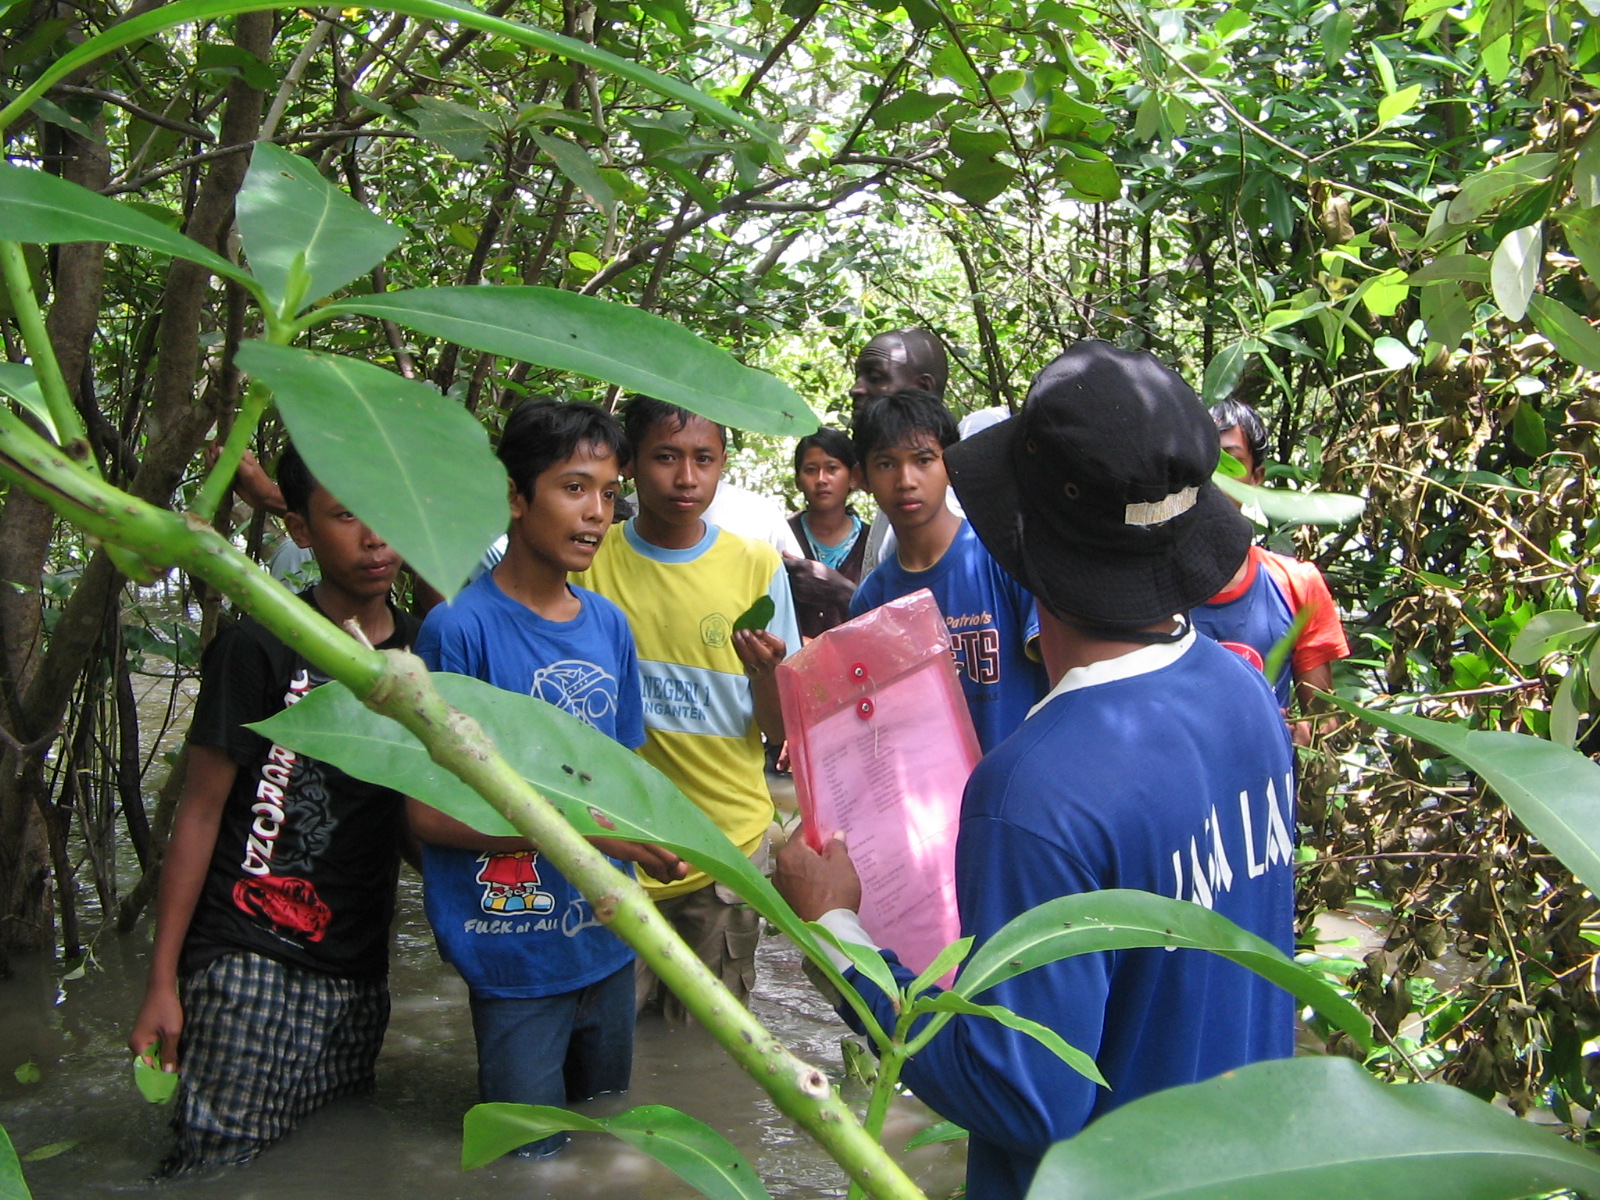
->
[700,612,731,648]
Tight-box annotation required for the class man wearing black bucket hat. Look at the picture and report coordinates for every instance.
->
[776,341,1297,1200]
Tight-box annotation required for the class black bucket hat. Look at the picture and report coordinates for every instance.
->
[944,340,1250,628]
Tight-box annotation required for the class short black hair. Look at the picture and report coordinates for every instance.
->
[498,399,629,499]
[619,394,726,452]
[852,389,958,463]
[793,427,856,476]
[275,442,315,518]
[1210,399,1269,473]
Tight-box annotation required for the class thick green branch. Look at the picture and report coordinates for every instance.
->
[0,410,928,1200]
[0,240,94,468]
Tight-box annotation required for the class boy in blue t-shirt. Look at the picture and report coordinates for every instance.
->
[848,389,1046,751]
[411,400,683,1157]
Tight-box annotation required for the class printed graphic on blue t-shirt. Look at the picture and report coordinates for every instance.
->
[1191,563,1296,708]
[850,521,1046,753]
[414,571,640,998]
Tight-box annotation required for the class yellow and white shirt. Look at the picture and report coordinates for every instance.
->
[578,518,799,899]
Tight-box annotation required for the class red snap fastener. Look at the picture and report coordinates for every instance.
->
[857,698,874,718]
[850,662,868,679]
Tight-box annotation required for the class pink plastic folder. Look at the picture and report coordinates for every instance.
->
[777,589,981,981]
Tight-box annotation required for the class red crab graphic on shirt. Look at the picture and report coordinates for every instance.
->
[233,875,332,942]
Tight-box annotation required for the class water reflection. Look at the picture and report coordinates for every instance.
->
[0,871,965,1199]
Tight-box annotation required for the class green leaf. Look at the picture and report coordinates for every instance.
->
[990,69,1027,96]
[530,130,615,215]
[1329,697,1600,897]
[1262,605,1313,687]
[871,90,954,129]
[1132,92,1162,141]
[953,890,1372,1052]
[1212,475,1366,526]
[1551,666,1584,749]
[408,95,497,161]
[1056,148,1121,202]
[1507,609,1595,664]
[1559,208,1600,287]
[809,922,901,1006]
[234,342,505,601]
[1028,1056,1600,1200]
[1511,398,1546,458]
[1528,295,1600,371]
[463,1103,770,1198]
[1376,84,1423,130]
[133,1050,179,1104]
[904,1120,967,1151]
[906,936,973,998]
[17,1142,72,1164]
[327,287,817,437]
[0,362,54,441]
[1372,336,1417,371]
[732,594,774,632]
[915,991,1107,1086]
[1368,43,1397,95]
[236,143,403,316]
[1489,223,1540,323]
[1202,339,1253,405]
[944,158,1018,206]
[1404,254,1490,286]
[1216,449,1248,479]
[1404,0,1457,18]
[1361,269,1410,318]
[0,162,252,290]
[1321,9,1354,68]
[0,1123,31,1200]
[11,1062,39,1085]
[1480,0,1520,48]
[1445,154,1558,226]
[248,673,838,971]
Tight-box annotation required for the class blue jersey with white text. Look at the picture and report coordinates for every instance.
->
[841,633,1297,1200]
[414,571,642,998]
[849,520,1046,753]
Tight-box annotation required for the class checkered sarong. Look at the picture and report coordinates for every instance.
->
[158,951,389,1177]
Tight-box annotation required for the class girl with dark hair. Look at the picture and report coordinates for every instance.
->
[788,428,867,584]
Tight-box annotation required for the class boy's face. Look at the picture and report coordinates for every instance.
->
[509,444,620,573]
[628,415,725,531]
[796,446,853,514]
[1218,424,1265,491]
[284,484,400,602]
[862,432,950,535]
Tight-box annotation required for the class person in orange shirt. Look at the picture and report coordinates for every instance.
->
[1191,399,1349,744]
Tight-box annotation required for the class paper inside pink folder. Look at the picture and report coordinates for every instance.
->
[776,589,981,984]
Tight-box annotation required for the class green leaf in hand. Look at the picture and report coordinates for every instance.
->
[133,1042,179,1104]
[733,595,775,632]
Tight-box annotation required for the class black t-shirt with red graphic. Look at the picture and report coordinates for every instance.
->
[181,590,419,980]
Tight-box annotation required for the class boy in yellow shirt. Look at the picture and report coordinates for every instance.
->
[578,396,799,1020]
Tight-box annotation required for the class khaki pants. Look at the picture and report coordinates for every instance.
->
[635,837,769,1023]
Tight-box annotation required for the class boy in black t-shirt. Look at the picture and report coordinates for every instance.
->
[128,445,418,1177]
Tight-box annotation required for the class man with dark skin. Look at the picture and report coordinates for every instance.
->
[850,329,951,570]
[848,328,949,418]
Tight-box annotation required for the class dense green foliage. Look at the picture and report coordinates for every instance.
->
[3,0,1600,1194]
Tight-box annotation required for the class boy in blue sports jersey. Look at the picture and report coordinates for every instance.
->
[410,400,683,1158]
[848,389,1046,752]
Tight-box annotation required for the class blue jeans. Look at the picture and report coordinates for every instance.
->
[468,963,634,1158]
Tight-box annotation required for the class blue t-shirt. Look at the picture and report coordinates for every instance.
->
[849,520,1046,753]
[841,633,1297,1200]
[414,571,644,998]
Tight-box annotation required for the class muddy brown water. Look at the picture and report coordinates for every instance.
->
[0,867,966,1199]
